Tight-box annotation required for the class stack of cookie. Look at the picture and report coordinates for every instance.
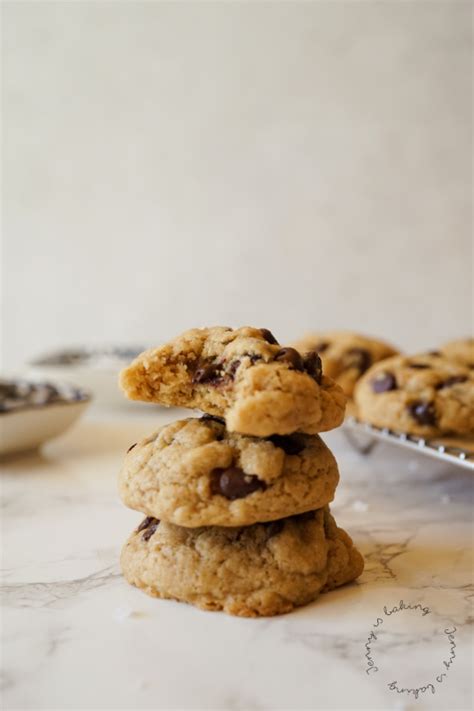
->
[118,327,364,617]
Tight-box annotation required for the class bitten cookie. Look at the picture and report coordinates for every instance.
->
[120,327,346,436]
[438,338,474,369]
[120,507,364,617]
[119,416,340,527]
[354,354,474,436]
[292,331,398,398]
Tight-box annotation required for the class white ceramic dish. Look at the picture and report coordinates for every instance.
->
[0,383,91,456]
[28,346,147,408]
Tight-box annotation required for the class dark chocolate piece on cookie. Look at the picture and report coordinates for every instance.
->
[407,401,437,426]
[303,351,323,384]
[269,434,306,455]
[371,372,397,393]
[346,347,372,374]
[138,516,160,541]
[436,375,468,389]
[210,467,267,500]
[274,348,305,372]
[260,328,279,345]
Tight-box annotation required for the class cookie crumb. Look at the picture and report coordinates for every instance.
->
[113,606,144,621]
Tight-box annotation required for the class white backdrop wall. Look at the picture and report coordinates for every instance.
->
[2,1,472,368]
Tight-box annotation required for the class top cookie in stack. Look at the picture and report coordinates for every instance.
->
[120,326,346,436]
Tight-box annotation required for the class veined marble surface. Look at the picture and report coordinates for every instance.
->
[1,405,472,711]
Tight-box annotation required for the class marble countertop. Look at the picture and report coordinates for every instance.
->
[2,404,472,711]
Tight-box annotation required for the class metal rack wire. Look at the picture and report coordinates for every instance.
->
[343,415,474,470]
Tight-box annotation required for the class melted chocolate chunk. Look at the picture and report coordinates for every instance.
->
[274,347,305,371]
[260,328,279,345]
[127,442,137,453]
[303,351,323,384]
[346,347,372,374]
[269,434,306,455]
[227,359,241,377]
[142,523,159,541]
[201,413,225,424]
[210,467,267,500]
[408,363,430,369]
[407,401,437,426]
[138,516,160,541]
[428,350,441,357]
[314,341,329,353]
[371,372,397,393]
[137,516,156,532]
[436,375,468,390]
[192,360,223,384]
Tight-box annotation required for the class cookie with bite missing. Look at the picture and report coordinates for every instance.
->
[119,416,339,527]
[292,331,398,398]
[120,327,346,437]
[120,506,364,617]
[354,354,474,436]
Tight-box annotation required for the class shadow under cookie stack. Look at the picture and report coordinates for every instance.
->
[118,327,364,617]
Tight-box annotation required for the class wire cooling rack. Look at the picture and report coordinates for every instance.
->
[343,415,474,471]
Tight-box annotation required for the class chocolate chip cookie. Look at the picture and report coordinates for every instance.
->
[120,506,364,617]
[292,331,398,398]
[439,338,474,369]
[119,416,339,527]
[120,327,346,436]
[354,354,474,436]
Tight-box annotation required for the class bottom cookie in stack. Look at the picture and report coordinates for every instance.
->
[120,507,364,617]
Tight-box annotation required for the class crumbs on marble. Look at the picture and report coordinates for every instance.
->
[113,606,147,622]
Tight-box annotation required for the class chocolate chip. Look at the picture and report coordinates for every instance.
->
[346,347,372,373]
[260,328,279,345]
[303,351,323,384]
[274,347,305,371]
[269,434,306,455]
[209,467,267,500]
[371,372,397,393]
[436,375,468,389]
[137,516,156,532]
[314,341,329,353]
[408,363,430,369]
[407,401,437,426]
[227,359,241,377]
[137,516,160,541]
[127,442,137,453]
[428,350,441,357]
[201,413,225,424]
[142,523,159,541]
[192,360,222,384]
